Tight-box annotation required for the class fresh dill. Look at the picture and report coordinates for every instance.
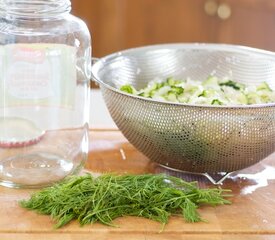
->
[19,174,231,229]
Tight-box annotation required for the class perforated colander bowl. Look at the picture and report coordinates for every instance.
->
[92,44,275,180]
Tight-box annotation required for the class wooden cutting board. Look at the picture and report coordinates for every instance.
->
[0,130,275,240]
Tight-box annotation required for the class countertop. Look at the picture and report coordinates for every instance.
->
[0,130,275,240]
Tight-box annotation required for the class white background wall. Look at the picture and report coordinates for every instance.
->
[89,89,117,129]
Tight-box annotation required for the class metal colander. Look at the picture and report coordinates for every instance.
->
[92,44,275,180]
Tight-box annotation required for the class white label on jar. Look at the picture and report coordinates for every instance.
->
[0,44,76,108]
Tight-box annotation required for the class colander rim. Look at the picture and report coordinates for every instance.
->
[92,43,275,109]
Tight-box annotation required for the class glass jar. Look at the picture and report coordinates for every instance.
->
[0,0,91,188]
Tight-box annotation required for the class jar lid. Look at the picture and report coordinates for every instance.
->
[0,117,45,148]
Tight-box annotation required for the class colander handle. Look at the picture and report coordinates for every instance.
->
[92,57,99,65]
[91,57,100,86]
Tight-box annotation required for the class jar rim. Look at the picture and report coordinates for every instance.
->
[0,0,71,20]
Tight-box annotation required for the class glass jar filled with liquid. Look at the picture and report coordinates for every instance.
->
[0,0,91,188]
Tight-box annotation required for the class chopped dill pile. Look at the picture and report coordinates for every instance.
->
[19,174,231,229]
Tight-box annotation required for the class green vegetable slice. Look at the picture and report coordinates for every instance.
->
[120,84,136,94]
[219,80,244,90]
[257,82,272,92]
[211,99,223,105]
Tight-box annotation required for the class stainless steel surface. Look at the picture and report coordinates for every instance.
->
[92,43,275,174]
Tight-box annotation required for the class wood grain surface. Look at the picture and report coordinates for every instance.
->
[72,0,275,59]
[0,130,275,240]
